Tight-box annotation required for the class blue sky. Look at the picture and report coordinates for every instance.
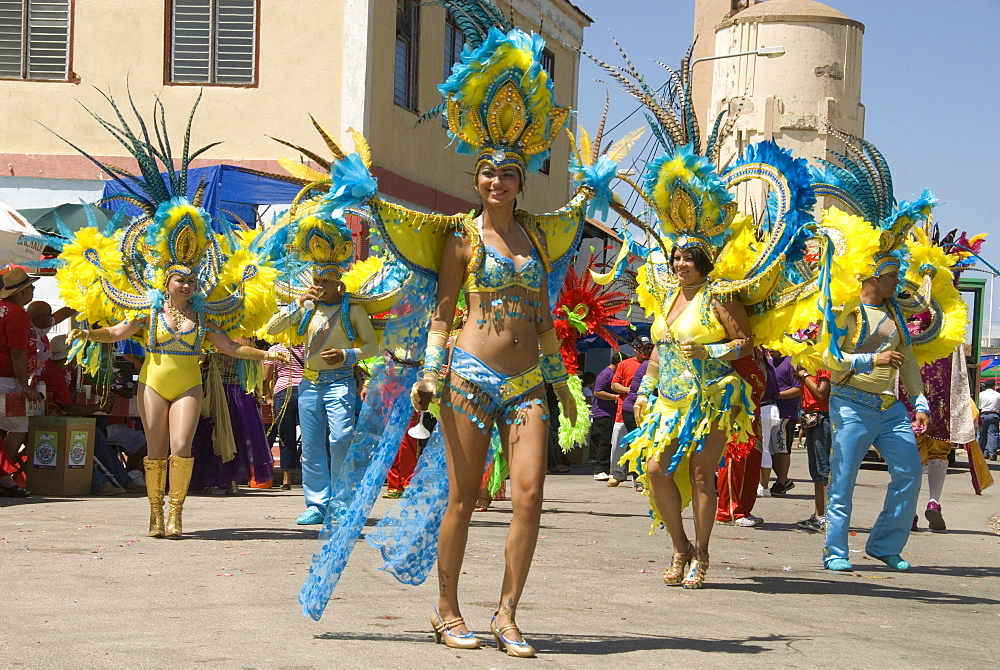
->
[572,0,1000,337]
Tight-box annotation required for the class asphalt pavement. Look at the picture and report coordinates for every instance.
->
[3,447,997,669]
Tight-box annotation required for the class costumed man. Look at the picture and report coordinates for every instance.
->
[810,132,952,572]
[266,215,378,526]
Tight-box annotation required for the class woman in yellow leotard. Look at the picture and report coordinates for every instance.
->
[624,245,753,589]
[69,271,285,538]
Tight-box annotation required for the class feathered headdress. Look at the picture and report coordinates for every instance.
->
[811,129,937,279]
[438,24,569,178]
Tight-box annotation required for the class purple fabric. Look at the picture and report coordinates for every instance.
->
[590,365,617,419]
[622,359,649,414]
[765,355,801,419]
[190,383,275,489]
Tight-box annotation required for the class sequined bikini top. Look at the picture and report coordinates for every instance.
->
[146,311,204,356]
[464,244,544,294]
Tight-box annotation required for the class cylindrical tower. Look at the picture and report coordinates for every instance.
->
[710,0,865,165]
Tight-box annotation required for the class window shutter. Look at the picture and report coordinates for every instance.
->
[25,1,68,79]
[172,0,212,82]
[171,0,255,84]
[214,0,254,84]
[0,0,24,78]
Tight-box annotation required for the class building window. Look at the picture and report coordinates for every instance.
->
[538,48,555,174]
[169,0,257,85]
[0,0,71,81]
[442,15,464,126]
[394,0,419,111]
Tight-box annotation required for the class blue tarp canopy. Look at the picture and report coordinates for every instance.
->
[576,322,651,351]
[102,164,304,229]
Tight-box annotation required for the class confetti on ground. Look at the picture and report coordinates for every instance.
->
[219,573,234,577]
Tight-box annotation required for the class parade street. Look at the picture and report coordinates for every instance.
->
[4,452,996,670]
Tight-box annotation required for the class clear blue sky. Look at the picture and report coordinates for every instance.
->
[572,0,1000,336]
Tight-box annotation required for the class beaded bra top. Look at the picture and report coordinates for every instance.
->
[464,245,544,294]
[146,312,204,356]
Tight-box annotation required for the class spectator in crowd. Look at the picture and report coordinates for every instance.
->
[609,337,652,489]
[581,371,596,408]
[264,343,305,490]
[0,268,40,497]
[589,352,624,481]
[25,300,74,377]
[980,379,1000,461]
[759,349,801,497]
[795,367,832,531]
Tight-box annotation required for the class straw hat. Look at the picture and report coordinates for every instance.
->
[0,267,39,300]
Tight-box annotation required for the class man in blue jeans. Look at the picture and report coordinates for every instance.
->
[824,268,929,572]
[979,379,1000,460]
[266,219,378,525]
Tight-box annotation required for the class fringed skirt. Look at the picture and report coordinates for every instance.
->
[440,347,549,432]
[621,372,755,532]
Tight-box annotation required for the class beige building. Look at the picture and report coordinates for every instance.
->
[692,0,865,191]
[0,0,591,217]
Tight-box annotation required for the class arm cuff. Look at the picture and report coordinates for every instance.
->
[344,348,359,367]
[849,353,875,374]
[913,395,930,415]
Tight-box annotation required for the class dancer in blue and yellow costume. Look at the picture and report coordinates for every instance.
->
[283,3,633,655]
[52,93,286,538]
[807,132,963,571]
[265,212,379,526]
[589,46,820,589]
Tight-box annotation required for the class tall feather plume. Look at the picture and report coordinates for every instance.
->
[592,93,610,163]
[427,0,512,47]
[309,115,347,162]
[583,48,686,150]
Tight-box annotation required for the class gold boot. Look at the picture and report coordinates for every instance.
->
[144,458,168,537]
[165,455,194,538]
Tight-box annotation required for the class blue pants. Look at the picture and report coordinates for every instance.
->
[298,369,357,515]
[979,412,999,458]
[824,396,922,565]
[91,427,131,491]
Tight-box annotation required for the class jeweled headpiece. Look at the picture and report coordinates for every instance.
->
[440,26,570,179]
[292,214,355,279]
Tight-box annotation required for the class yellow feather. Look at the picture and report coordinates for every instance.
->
[278,158,328,183]
[605,127,646,164]
[565,128,583,168]
[578,126,592,167]
[348,127,372,169]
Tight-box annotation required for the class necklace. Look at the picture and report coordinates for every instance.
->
[680,279,708,291]
[164,300,193,328]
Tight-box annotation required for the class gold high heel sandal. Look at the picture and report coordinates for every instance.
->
[682,559,710,589]
[430,606,481,650]
[663,544,694,585]
[491,614,536,658]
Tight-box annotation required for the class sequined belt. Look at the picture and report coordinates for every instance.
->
[830,384,897,412]
[301,366,354,384]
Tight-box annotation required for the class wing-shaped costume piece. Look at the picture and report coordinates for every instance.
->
[38,93,278,383]
[809,130,955,365]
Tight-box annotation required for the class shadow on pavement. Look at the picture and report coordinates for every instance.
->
[314,630,798,655]
[185,526,321,541]
[713,575,1000,606]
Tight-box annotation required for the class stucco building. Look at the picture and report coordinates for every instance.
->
[0,0,592,218]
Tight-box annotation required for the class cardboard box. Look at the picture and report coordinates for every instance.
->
[25,416,96,496]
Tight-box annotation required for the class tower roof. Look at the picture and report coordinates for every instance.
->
[720,0,864,31]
